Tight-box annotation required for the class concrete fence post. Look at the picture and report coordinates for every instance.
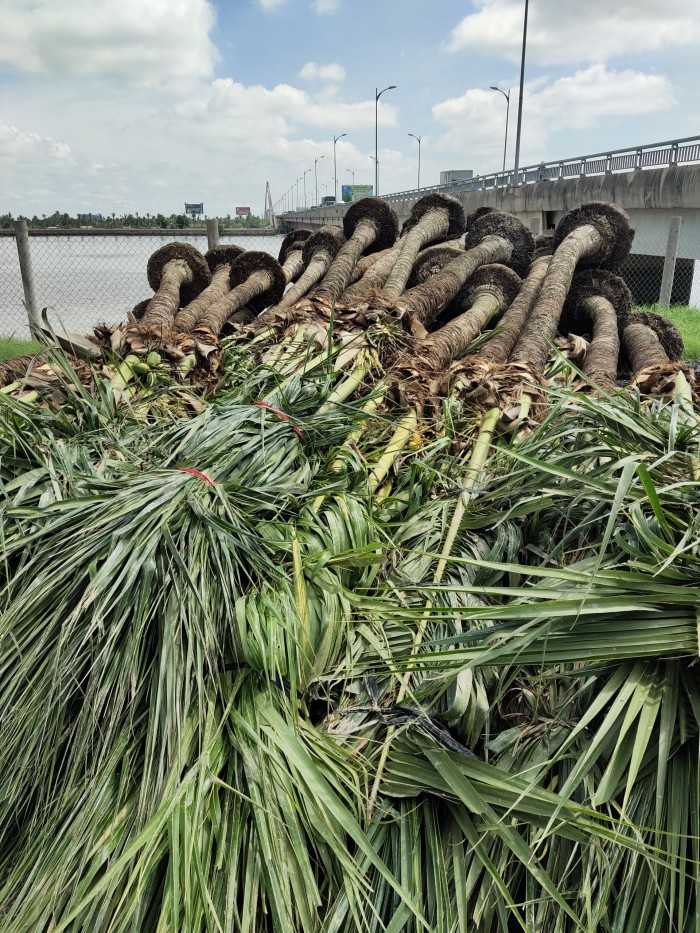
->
[14,219,42,337]
[206,218,220,251]
[659,216,682,308]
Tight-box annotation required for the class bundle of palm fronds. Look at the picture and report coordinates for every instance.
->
[0,197,698,931]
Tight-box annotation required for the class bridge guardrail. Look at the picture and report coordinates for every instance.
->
[279,135,700,216]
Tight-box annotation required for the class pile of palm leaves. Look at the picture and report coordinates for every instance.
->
[0,197,698,931]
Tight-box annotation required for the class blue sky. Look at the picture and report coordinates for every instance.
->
[1,0,698,216]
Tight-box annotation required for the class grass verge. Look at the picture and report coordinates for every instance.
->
[638,305,700,359]
[0,338,42,362]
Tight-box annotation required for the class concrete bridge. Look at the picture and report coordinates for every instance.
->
[279,137,700,306]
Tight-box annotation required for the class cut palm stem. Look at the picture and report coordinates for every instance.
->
[367,405,501,818]
[511,203,632,373]
[390,212,532,329]
[378,194,465,301]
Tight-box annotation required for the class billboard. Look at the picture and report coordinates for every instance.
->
[341,184,373,203]
[184,202,204,216]
[235,206,251,216]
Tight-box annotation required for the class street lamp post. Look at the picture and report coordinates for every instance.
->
[408,133,422,190]
[314,155,326,207]
[489,86,510,173]
[346,168,356,184]
[513,0,529,184]
[375,85,397,196]
[303,168,311,209]
[333,133,348,203]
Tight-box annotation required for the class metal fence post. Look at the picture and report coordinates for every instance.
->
[14,220,41,337]
[659,216,682,308]
[206,218,220,251]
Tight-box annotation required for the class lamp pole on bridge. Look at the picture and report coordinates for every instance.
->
[303,168,311,208]
[408,133,422,190]
[333,133,348,203]
[375,85,397,196]
[512,0,529,184]
[489,86,510,173]
[314,155,326,207]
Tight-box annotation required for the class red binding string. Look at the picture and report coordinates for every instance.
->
[253,400,304,439]
[178,467,216,486]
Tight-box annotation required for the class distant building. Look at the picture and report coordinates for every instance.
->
[77,213,104,223]
[439,170,474,186]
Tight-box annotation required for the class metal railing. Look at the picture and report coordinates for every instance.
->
[281,135,700,213]
[382,134,700,202]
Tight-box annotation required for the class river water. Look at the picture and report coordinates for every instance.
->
[0,233,285,337]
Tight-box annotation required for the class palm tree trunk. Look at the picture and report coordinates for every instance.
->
[336,242,404,308]
[417,292,502,371]
[577,295,620,388]
[195,270,273,339]
[393,236,511,328]
[281,249,305,284]
[139,259,193,337]
[262,248,336,319]
[174,264,231,334]
[381,209,450,299]
[623,322,669,373]
[481,255,551,363]
[509,224,603,372]
[312,220,379,311]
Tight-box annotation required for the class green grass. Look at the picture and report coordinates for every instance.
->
[0,338,42,362]
[639,304,700,359]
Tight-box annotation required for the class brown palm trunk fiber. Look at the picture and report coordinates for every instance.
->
[578,295,620,387]
[196,270,273,339]
[175,264,231,333]
[623,322,669,373]
[510,224,604,372]
[141,259,193,337]
[381,208,451,299]
[481,255,551,363]
[281,249,305,284]
[393,236,513,328]
[312,220,379,310]
[418,290,502,371]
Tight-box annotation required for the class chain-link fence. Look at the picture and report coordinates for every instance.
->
[0,232,284,338]
[1,218,699,339]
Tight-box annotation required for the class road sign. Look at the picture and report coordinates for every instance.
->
[341,184,373,203]
[235,206,251,216]
[184,202,204,217]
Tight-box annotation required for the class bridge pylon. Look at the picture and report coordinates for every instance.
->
[264,181,275,227]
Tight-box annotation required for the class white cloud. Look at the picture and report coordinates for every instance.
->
[312,0,340,13]
[0,122,72,162]
[178,78,396,135]
[300,61,346,82]
[433,65,674,170]
[258,0,286,8]
[0,0,217,83]
[447,0,700,66]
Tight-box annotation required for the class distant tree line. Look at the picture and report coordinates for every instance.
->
[0,211,269,230]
